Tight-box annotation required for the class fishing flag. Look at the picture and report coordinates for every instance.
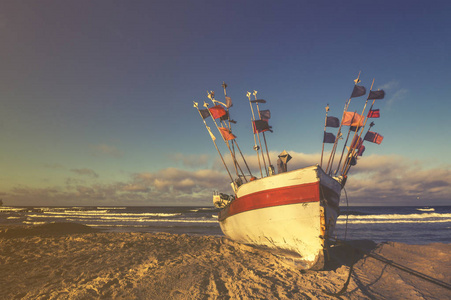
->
[323,132,336,143]
[259,109,271,120]
[199,109,211,119]
[219,111,229,121]
[347,153,358,166]
[368,90,385,100]
[218,127,236,141]
[351,85,366,98]
[326,116,340,128]
[207,126,216,141]
[209,105,227,119]
[225,96,232,108]
[357,145,365,156]
[364,131,383,144]
[350,135,363,149]
[253,120,272,134]
[367,109,380,118]
[342,111,364,127]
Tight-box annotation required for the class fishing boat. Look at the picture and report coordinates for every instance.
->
[194,76,385,269]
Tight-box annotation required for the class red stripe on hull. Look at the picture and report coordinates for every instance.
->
[219,182,320,221]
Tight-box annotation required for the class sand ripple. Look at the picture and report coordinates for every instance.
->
[0,223,449,299]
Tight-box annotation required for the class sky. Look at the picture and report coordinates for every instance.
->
[0,1,450,207]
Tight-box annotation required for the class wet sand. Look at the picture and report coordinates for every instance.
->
[0,223,450,299]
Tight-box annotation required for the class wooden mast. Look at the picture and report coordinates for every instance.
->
[325,72,361,174]
[340,78,375,174]
[221,82,252,181]
[320,104,330,168]
[204,96,241,180]
[193,101,234,186]
[247,91,264,177]
[253,90,272,176]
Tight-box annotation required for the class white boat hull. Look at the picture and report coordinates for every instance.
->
[218,165,342,269]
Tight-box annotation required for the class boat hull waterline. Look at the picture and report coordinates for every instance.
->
[218,165,342,269]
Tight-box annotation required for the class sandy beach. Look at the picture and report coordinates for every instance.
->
[0,223,450,299]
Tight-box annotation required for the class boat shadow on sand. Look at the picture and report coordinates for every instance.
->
[326,239,378,271]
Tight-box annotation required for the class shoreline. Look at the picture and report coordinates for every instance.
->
[1,223,450,299]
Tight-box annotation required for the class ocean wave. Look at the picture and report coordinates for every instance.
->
[336,218,451,224]
[40,211,182,217]
[97,207,127,210]
[338,213,451,220]
[22,221,47,225]
[190,207,217,212]
[82,218,218,224]
[416,207,435,212]
[0,207,28,212]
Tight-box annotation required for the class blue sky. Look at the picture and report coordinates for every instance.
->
[1,1,450,206]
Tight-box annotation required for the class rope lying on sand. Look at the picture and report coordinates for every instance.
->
[327,239,451,296]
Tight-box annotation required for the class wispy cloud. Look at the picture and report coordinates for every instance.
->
[4,154,451,206]
[169,153,211,168]
[70,168,99,178]
[91,144,124,158]
[44,163,66,170]
[346,154,451,205]
[378,80,408,108]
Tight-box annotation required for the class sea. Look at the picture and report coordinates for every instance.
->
[1,205,450,245]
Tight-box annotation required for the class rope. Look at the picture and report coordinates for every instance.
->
[333,239,451,292]
[343,187,349,241]
[323,257,355,297]
[362,248,451,291]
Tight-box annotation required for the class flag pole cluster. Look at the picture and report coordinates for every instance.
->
[248,90,274,177]
[194,83,267,193]
[194,75,385,194]
[322,73,385,177]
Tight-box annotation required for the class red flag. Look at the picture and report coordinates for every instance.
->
[342,112,364,127]
[218,127,236,141]
[357,145,365,156]
[208,105,227,119]
[350,135,363,149]
[364,131,383,144]
[367,109,380,118]
[252,120,272,134]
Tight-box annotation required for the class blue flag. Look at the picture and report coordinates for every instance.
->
[323,132,336,143]
[326,116,340,128]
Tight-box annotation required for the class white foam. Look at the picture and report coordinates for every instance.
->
[417,207,435,212]
[22,221,47,225]
[0,207,26,212]
[97,207,127,210]
[337,218,451,224]
[338,213,451,220]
